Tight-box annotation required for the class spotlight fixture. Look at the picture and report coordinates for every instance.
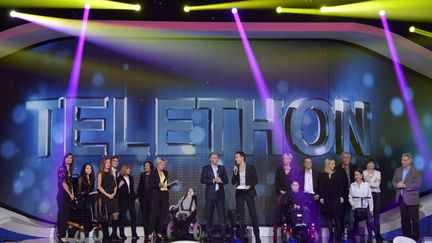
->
[231,8,238,14]
[10,10,17,17]
[379,9,386,16]
[184,5,190,13]
[134,4,141,11]
[409,26,415,33]
[276,7,282,13]
[320,6,328,13]
[84,3,91,9]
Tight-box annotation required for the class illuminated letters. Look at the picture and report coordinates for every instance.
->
[26,97,371,157]
[113,97,150,156]
[26,98,63,157]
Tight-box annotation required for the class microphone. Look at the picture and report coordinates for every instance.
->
[233,164,238,175]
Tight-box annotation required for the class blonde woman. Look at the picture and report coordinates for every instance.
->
[118,164,139,240]
[148,157,169,241]
[318,158,345,241]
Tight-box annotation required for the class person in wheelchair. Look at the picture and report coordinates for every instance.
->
[169,187,197,222]
[348,168,382,241]
[167,188,202,240]
[280,180,311,227]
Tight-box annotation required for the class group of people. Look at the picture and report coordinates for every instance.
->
[56,150,422,242]
[56,155,174,242]
[271,152,422,242]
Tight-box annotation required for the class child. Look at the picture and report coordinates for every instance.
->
[281,180,309,226]
[348,168,381,241]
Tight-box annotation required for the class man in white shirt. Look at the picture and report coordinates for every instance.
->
[111,155,120,177]
[348,168,381,241]
[298,157,320,228]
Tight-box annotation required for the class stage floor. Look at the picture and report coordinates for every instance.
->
[14,237,393,243]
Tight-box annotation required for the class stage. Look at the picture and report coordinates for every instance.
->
[0,1,431,243]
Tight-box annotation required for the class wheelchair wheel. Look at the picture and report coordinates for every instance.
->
[93,228,103,242]
[193,224,202,241]
[54,226,68,242]
[74,230,86,243]
[167,225,174,240]
[281,225,290,243]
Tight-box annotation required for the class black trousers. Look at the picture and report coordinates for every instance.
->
[235,192,260,239]
[305,193,321,227]
[57,191,71,238]
[325,215,343,241]
[149,191,169,235]
[399,196,420,241]
[369,192,381,235]
[119,199,137,237]
[139,196,152,237]
[206,191,226,234]
[350,209,378,238]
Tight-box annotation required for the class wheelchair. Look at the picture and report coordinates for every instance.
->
[54,178,107,243]
[228,209,250,242]
[166,208,203,241]
[280,197,319,243]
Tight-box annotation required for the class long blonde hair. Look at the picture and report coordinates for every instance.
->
[324,158,335,174]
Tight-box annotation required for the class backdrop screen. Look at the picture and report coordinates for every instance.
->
[0,36,431,225]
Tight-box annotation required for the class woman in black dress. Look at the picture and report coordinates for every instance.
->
[318,158,345,241]
[148,157,169,241]
[57,153,74,243]
[273,152,298,240]
[137,160,153,241]
[77,163,98,219]
[97,157,120,240]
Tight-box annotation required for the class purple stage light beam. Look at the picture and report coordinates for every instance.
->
[64,4,91,151]
[232,9,270,102]
[232,9,292,154]
[380,11,430,166]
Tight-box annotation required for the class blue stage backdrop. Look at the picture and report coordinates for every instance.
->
[0,34,431,225]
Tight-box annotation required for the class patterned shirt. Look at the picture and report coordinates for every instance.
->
[58,165,72,192]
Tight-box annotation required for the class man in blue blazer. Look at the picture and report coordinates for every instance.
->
[201,152,229,237]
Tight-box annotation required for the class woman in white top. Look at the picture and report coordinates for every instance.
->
[348,168,381,241]
[363,159,383,241]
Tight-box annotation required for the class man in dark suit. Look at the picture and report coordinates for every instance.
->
[200,152,229,237]
[337,152,358,231]
[298,156,320,226]
[232,151,261,243]
[392,152,422,241]
[117,164,139,240]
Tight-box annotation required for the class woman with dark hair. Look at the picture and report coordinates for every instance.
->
[137,160,153,241]
[169,187,197,219]
[148,157,169,241]
[77,163,98,219]
[97,157,120,241]
[363,159,383,241]
[57,153,74,243]
[273,152,298,240]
